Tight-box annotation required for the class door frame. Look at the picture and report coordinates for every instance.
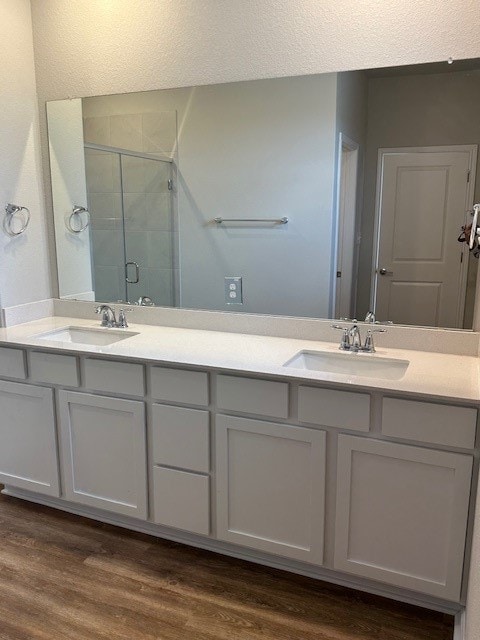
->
[370,144,478,327]
[333,133,360,319]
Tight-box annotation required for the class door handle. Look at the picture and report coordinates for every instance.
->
[378,268,393,276]
[125,261,140,284]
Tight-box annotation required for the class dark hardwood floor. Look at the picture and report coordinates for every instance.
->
[0,491,453,640]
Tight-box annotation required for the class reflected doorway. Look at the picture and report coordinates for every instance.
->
[371,145,478,328]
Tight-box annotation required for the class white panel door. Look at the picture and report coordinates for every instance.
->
[373,146,477,327]
[0,381,59,496]
[58,391,147,519]
[216,414,326,564]
[334,435,473,601]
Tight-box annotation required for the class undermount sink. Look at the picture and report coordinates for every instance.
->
[284,350,409,380]
[34,326,139,347]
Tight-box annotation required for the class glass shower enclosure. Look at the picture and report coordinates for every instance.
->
[84,143,176,306]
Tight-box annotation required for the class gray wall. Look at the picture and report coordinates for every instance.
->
[82,74,339,317]
[177,75,337,317]
[336,72,369,149]
[335,71,368,317]
[357,69,480,326]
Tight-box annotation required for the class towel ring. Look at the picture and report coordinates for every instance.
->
[3,203,30,237]
[66,205,90,234]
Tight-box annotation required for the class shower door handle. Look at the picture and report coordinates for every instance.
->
[125,261,140,284]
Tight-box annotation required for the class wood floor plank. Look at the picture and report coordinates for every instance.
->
[0,493,454,640]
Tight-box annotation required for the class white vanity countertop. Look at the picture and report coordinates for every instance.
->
[0,316,479,404]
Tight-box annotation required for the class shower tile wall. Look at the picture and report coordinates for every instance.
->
[84,112,179,306]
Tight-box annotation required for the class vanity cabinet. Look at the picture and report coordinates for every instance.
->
[0,380,59,496]
[0,348,477,608]
[215,414,326,564]
[334,435,473,600]
[58,391,147,519]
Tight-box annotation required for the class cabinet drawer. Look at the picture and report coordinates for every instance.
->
[298,386,370,432]
[152,404,209,473]
[0,347,26,380]
[152,466,209,535]
[151,367,208,406]
[217,375,288,419]
[382,397,477,449]
[84,359,144,397]
[30,351,79,387]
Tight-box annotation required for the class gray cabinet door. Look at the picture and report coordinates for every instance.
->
[58,391,147,519]
[0,380,59,496]
[334,435,473,601]
[216,415,326,564]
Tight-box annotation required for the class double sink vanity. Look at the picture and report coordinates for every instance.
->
[0,309,478,617]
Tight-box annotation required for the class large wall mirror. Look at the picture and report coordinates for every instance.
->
[47,58,480,329]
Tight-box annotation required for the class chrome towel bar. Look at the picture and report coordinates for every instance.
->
[213,216,288,225]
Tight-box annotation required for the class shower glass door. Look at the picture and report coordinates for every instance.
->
[120,153,175,306]
[85,145,175,306]
[85,147,126,303]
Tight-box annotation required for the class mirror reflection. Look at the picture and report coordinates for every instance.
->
[47,58,480,329]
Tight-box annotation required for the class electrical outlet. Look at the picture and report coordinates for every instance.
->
[225,277,243,304]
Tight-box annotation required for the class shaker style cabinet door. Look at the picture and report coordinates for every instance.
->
[334,435,473,601]
[215,415,326,565]
[0,380,59,496]
[58,391,147,519]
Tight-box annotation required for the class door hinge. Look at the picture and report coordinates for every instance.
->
[168,179,174,191]
[336,271,342,278]
[461,252,464,263]
[467,170,471,183]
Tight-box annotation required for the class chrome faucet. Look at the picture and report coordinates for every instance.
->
[95,304,131,329]
[364,310,393,325]
[95,305,117,328]
[95,305,130,328]
[348,324,362,350]
[136,296,154,306]
[332,322,386,353]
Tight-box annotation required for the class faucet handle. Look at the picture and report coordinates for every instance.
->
[117,308,132,328]
[363,327,387,353]
[331,324,350,350]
